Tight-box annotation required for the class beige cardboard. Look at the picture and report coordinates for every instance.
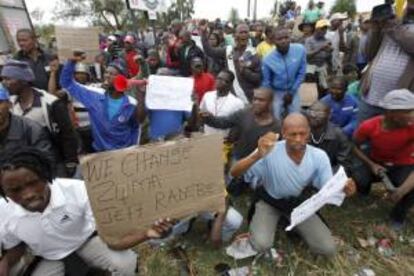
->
[299,82,318,107]
[55,26,100,63]
[80,134,226,244]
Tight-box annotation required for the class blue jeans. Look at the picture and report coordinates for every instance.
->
[357,99,384,126]
[272,92,301,120]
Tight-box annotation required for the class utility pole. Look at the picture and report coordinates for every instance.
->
[253,0,257,21]
[247,0,251,18]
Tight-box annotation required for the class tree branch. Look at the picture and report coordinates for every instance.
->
[99,10,116,31]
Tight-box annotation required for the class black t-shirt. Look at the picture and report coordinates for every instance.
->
[204,108,281,159]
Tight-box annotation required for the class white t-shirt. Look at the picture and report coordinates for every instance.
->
[0,198,12,253]
[200,91,244,136]
[2,179,96,260]
[326,30,345,72]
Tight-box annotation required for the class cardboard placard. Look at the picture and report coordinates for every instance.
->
[146,75,194,111]
[80,134,226,244]
[55,26,100,63]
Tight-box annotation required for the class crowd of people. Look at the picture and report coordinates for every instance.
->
[0,0,413,275]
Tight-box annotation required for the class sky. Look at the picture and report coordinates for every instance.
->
[193,0,384,20]
[25,0,385,25]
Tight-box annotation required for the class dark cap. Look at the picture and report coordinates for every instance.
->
[370,4,395,21]
[298,21,315,32]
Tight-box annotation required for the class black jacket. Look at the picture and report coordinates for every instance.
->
[178,40,204,77]
[0,114,56,163]
[201,33,262,102]
[12,89,79,165]
[15,48,53,91]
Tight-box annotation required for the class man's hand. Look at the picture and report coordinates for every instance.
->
[283,93,293,107]
[370,163,386,176]
[49,59,60,73]
[146,218,176,239]
[257,132,279,157]
[343,179,356,197]
[70,50,86,63]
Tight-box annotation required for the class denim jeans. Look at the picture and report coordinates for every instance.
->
[272,92,301,120]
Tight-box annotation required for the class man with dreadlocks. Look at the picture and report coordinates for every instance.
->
[0,147,175,276]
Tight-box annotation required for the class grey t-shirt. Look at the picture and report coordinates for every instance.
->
[305,36,332,67]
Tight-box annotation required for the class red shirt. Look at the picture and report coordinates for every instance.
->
[125,50,140,77]
[354,116,414,165]
[193,72,216,104]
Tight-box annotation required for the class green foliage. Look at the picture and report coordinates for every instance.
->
[270,0,279,17]
[229,8,240,26]
[330,0,357,18]
[167,0,195,21]
[34,24,55,45]
[54,0,195,32]
[54,0,131,31]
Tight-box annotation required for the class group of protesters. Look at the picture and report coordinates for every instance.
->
[0,0,413,275]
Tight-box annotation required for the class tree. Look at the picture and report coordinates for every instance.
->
[55,0,194,32]
[34,24,55,46]
[330,0,357,18]
[159,0,195,26]
[270,0,279,18]
[54,0,151,32]
[229,8,240,26]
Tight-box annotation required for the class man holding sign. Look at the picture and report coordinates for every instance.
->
[231,114,356,257]
[145,69,198,141]
[0,147,175,276]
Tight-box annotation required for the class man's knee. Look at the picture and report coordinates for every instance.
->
[106,249,137,276]
[221,207,243,242]
[250,234,273,252]
[224,207,243,231]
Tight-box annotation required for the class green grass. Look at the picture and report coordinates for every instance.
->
[137,186,414,276]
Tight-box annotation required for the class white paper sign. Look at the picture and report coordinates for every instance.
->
[128,0,168,12]
[146,75,194,112]
[286,167,348,231]
[148,10,157,20]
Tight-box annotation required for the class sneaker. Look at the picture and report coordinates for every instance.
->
[226,234,258,259]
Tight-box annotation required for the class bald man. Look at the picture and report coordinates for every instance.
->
[231,113,355,257]
[199,21,261,103]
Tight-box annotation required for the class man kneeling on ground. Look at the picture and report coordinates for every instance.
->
[0,147,174,276]
[231,113,356,257]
